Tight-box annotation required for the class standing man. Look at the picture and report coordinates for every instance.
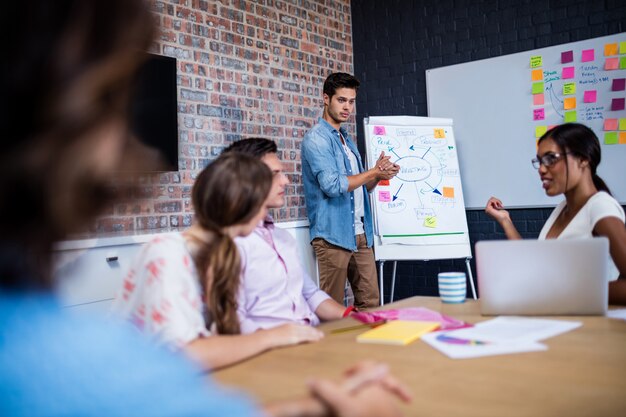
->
[301,73,399,309]
[222,138,348,333]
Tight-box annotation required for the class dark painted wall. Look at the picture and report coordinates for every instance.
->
[351,0,626,302]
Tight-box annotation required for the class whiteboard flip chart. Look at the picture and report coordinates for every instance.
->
[364,116,471,261]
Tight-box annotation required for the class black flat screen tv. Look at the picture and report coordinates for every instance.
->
[128,53,178,171]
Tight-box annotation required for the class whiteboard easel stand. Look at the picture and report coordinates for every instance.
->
[378,257,477,305]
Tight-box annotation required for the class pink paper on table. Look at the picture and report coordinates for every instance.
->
[583,90,597,103]
[351,307,472,331]
[581,49,595,62]
[562,66,574,79]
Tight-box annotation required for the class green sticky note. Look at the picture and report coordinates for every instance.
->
[564,111,577,123]
[620,41,626,54]
[535,125,547,138]
[619,118,626,131]
[620,57,626,70]
[532,82,544,94]
[563,82,576,95]
[530,55,542,68]
[605,132,618,145]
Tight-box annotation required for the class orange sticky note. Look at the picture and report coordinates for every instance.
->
[533,93,545,105]
[434,128,445,138]
[564,97,576,110]
[443,187,455,198]
[378,179,390,186]
[604,43,618,56]
[531,69,543,81]
[620,132,626,144]
[605,57,619,70]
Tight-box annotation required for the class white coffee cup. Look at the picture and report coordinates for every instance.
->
[438,272,467,303]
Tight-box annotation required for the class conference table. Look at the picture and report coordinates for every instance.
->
[214,297,626,416]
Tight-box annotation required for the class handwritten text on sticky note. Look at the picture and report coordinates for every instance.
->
[424,216,438,228]
[373,126,386,135]
[530,55,542,68]
[378,191,391,202]
[533,108,545,120]
[434,128,446,139]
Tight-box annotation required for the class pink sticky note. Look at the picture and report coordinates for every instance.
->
[561,50,573,64]
[373,126,386,135]
[612,78,626,91]
[583,90,597,103]
[378,190,391,202]
[612,98,626,111]
[533,108,545,121]
[605,58,619,70]
[604,119,618,131]
[533,93,545,105]
[582,49,595,62]
[562,66,575,79]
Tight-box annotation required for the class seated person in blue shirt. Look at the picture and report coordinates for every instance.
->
[485,123,626,304]
[0,1,411,416]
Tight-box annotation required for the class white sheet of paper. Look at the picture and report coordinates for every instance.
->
[421,331,547,359]
[607,309,626,321]
[447,316,582,343]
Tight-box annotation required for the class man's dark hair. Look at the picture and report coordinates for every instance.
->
[323,72,360,99]
[222,137,278,158]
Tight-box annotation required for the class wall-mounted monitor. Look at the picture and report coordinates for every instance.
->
[128,53,178,171]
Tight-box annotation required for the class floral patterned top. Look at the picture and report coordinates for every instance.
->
[111,233,211,350]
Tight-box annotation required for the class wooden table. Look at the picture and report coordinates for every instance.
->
[214,297,626,416]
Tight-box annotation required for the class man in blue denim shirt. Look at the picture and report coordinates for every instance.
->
[302,73,399,308]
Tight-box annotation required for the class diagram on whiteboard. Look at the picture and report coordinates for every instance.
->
[365,121,469,246]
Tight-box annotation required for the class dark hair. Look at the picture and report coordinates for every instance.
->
[189,153,272,335]
[323,72,360,99]
[222,138,278,158]
[0,0,155,291]
[538,123,611,195]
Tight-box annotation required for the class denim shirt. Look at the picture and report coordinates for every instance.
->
[301,118,373,251]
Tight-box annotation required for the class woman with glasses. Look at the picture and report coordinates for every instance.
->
[485,123,626,304]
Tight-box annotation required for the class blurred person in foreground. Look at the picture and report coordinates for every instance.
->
[0,1,411,416]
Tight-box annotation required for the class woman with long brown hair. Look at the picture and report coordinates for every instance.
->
[113,153,324,370]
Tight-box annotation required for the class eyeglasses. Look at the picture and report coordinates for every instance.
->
[531,152,570,169]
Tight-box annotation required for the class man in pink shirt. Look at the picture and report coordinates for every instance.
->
[223,138,348,333]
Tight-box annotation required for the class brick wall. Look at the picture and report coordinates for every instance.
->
[351,0,626,301]
[93,0,354,233]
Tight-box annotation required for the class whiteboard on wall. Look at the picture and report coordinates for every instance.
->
[364,116,471,261]
[427,33,626,209]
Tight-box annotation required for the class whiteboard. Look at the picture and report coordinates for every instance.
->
[364,116,471,261]
[427,33,626,209]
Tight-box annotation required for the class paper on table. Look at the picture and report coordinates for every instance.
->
[607,309,626,321]
[421,331,547,359]
[351,307,471,331]
[421,316,581,359]
[445,316,582,343]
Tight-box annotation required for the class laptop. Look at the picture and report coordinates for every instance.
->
[475,238,609,315]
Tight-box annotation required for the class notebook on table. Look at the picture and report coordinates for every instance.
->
[475,238,609,316]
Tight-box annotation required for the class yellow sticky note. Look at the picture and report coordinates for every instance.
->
[563,82,576,95]
[620,57,626,70]
[443,187,455,198]
[532,82,544,94]
[604,43,618,56]
[620,41,626,54]
[434,128,445,139]
[564,111,577,123]
[530,55,542,68]
[531,69,543,81]
[535,125,547,138]
[356,321,440,346]
[619,119,626,131]
[620,132,626,145]
[605,132,618,145]
[424,216,438,228]
[564,97,576,110]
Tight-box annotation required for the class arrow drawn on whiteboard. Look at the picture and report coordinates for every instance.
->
[389,148,401,159]
[433,188,442,195]
[392,183,404,201]
[409,145,414,151]
[421,147,431,158]
[547,84,563,118]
